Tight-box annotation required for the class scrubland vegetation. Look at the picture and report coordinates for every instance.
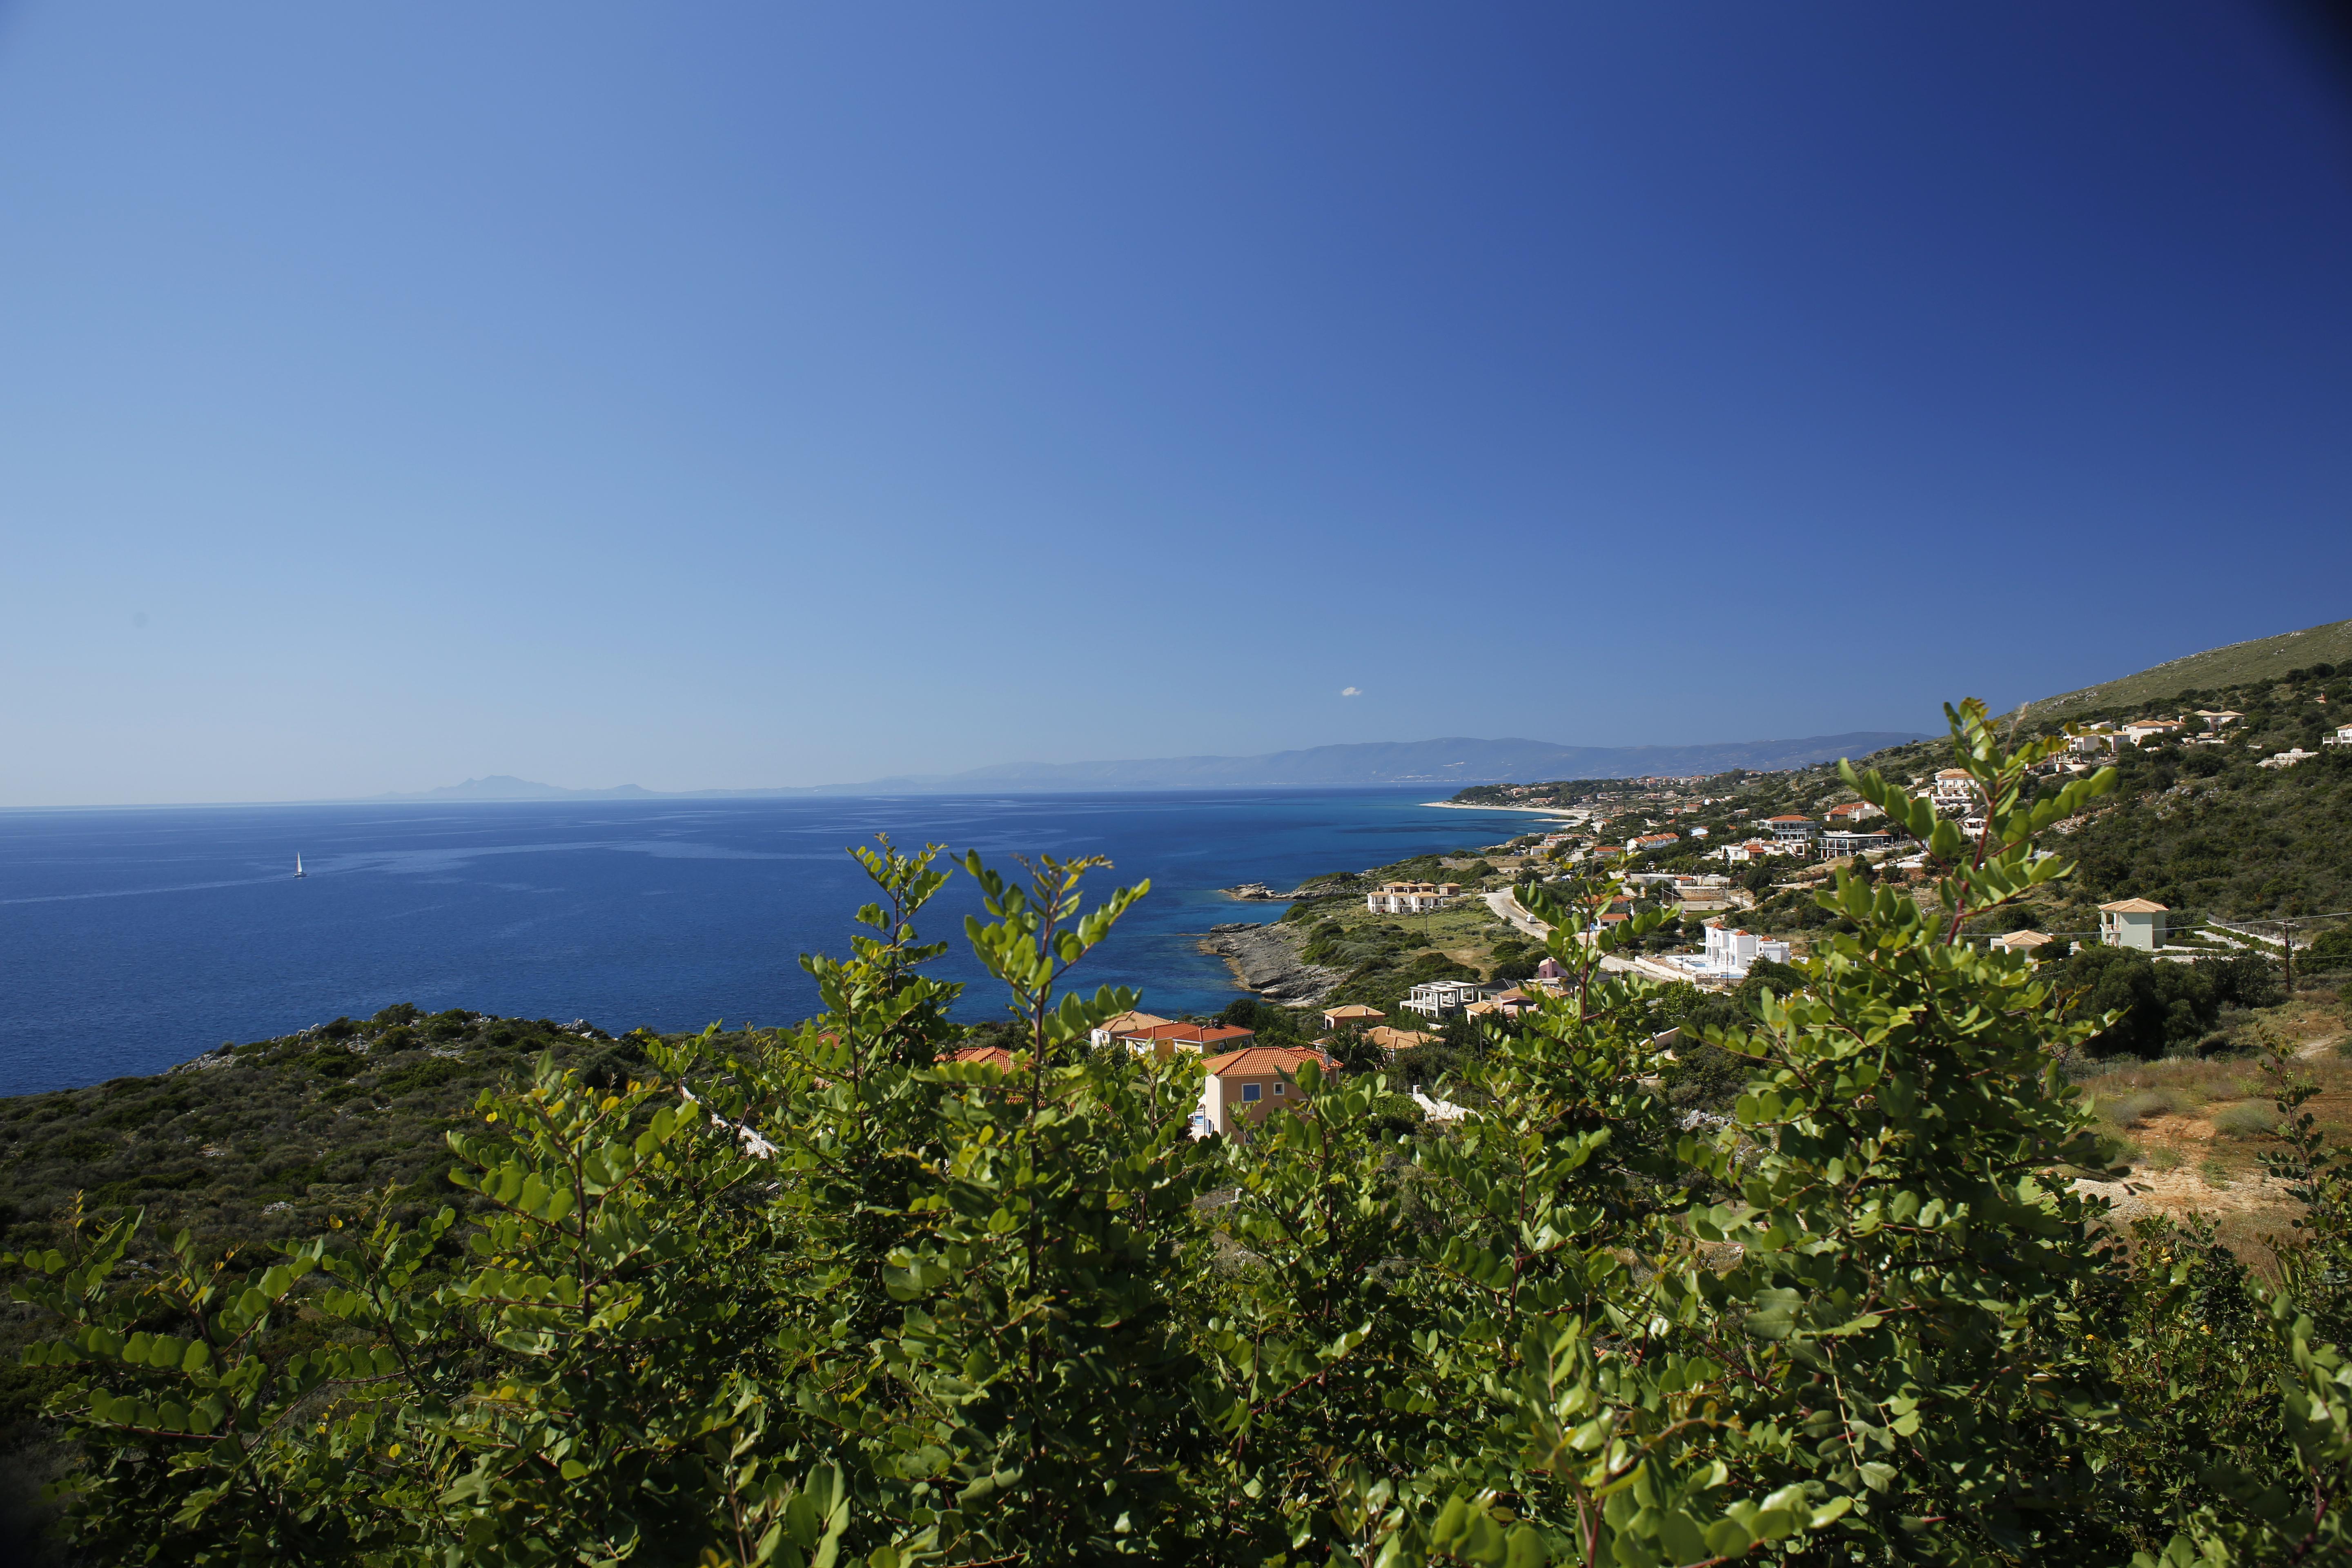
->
[4,706,2352,1566]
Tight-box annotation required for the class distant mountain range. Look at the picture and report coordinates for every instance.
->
[2023,616,2352,718]
[384,732,1930,802]
[379,775,667,802]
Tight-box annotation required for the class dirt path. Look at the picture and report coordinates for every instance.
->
[2071,1112,2298,1222]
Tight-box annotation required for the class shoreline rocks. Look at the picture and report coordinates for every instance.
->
[1196,922,1349,1006]
[1221,880,1359,902]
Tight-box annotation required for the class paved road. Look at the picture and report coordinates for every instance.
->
[1482,890,1649,974]
[1485,889,1549,938]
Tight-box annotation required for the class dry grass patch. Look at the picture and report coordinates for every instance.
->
[2211,1100,2279,1139]
[2105,1089,2176,1127]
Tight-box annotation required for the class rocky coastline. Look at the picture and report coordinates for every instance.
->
[1196,921,1349,1006]
[1220,880,1353,901]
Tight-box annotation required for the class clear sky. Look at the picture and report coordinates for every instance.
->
[3,3,2349,806]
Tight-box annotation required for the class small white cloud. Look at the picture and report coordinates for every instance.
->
[1340,686,1362,697]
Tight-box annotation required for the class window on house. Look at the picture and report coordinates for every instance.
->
[1273,1082,1285,1096]
[1241,1084,1262,1102]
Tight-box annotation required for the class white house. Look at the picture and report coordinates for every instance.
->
[2259,749,2319,770]
[2322,724,2352,747]
[1820,829,1897,858]
[1701,924,1790,974]
[1652,924,1792,983]
[1930,770,1978,815]
[2098,898,2167,951]
[1403,978,1493,1017]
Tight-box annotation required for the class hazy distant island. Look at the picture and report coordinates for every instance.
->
[379,731,1930,802]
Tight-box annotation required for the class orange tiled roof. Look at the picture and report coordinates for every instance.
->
[1202,1044,1336,1078]
[943,1045,1016,1071]
[1123,1020,1251,1042]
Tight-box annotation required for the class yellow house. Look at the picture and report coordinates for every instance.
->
[1195,1045,1337,1140]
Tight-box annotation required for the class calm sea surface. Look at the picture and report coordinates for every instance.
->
[0,790,1547,1096]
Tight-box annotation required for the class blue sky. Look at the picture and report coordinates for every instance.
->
[2,3,2348,806]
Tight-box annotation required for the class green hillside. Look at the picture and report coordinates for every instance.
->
[2023,616,2352,719]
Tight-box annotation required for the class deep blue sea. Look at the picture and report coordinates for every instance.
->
[0,790,1547,1097]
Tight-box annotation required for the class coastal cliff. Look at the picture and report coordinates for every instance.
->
[1197,921,1348,1005]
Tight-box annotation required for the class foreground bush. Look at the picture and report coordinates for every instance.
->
[9,704,2352,1566]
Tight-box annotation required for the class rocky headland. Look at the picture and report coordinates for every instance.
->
[1197,921,1348,1006]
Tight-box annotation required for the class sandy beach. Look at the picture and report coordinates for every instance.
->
[1419,800,1582,817]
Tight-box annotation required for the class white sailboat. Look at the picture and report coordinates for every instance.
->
[294,853,306,880]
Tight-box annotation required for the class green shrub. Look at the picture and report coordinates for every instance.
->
[368,1056,464,1099]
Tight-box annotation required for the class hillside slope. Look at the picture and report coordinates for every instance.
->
[2014,665,2352,924]
[2024,617,2352,719]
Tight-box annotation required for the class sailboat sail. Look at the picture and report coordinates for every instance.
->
[294,853,306,880]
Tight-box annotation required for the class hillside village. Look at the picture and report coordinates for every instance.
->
[1138,656,2352,1253]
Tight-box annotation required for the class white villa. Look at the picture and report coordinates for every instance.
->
[1653,924,1792,984]
[1366,881,1462,915]
[1930,769,1978,815]
[2098,898,2167,951]
[1820,829,1897,858]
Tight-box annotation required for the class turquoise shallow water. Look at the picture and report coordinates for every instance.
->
[0,789,1547,1096]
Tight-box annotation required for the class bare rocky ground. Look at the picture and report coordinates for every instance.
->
[2068,997,2352,1267]
[1197,922,1349,1006]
